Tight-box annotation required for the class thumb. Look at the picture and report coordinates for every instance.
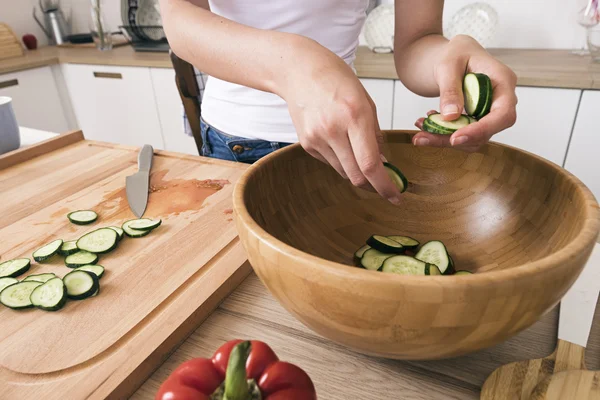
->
[436,60,465,121]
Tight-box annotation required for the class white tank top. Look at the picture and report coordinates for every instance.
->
[202,0,370,143]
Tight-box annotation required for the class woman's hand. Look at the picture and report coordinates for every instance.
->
[413,35,518,152]
[282,42,403,205]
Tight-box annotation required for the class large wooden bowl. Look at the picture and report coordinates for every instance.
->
[232,131,600,360]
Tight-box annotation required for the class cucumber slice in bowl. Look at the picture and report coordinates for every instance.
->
[30,277,67,311]
[0,258,31,278]
[24,273,56,283]
[75,264,105,279]
[354,244,371,259]
[455,270,473,276]
[107,226,124,240]
[127,218,162,231]
[67,210,98,225]
[366,235,404,254]
[383,162,408,193]
[65,251,99,268]
[386,235,419,250]
[0,277,18,293]
[360,248,394,271]
[0,281,43,309]
[32,239,63,262]
[382,256,442,276]
[76,228,118,254]
[64,270,99,300]
[415,240,451,275]
[122,220,152,238]
[59,240,79,256]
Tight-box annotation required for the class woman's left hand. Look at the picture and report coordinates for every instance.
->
[413,35,518,152]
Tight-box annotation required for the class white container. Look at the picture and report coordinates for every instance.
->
[0,96,20,155]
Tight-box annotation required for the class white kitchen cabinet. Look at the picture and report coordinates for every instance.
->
[564,90,600,202]
[61,63,165,149]
[149,68,200,155]
[360,78,394,130]
[0,66,70,133]
[392,82,580,166]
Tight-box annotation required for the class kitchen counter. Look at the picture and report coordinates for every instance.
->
[133,272,600,399]
[2,45,600,90]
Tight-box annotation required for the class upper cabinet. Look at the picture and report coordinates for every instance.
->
[61,63,165,149]
[564,90,600,202]
[360,78,395,130]
[392,82,580,166]
[0,66,70,133]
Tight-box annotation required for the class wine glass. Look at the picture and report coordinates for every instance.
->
[573,0,600,55]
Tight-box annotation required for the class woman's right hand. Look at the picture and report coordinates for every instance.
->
[280,40,403,205]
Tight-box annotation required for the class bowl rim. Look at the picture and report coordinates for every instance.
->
[232,130,600,285]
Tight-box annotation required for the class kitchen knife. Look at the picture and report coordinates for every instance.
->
[126,144,153,218]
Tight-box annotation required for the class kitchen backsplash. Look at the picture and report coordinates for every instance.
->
[0,0,585,50]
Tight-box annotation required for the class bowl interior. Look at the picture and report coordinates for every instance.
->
[243,133,590,273]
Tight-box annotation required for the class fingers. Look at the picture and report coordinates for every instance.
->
[329,135,376,192]
[435,60,466,121]
[304,143,348,180]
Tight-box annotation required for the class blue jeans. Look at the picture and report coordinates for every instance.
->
[200,118,292,164]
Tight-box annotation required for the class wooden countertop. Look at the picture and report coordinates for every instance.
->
[132,272,600,399]
[2,45,600,90]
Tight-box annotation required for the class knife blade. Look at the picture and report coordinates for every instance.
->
[126,144,154,218]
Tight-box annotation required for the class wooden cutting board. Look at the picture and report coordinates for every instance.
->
[0,131,251,399]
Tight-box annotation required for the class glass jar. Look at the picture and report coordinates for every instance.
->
[89,0,113,51]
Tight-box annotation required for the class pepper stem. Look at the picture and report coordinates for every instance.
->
[224,341,251,400]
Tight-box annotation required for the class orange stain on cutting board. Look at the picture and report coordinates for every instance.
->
[98,170,230,220]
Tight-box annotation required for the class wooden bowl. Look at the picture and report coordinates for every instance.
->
[232,131,600,360]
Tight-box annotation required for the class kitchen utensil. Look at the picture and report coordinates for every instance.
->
[33,0,71,45]
[588,25,600,62]
[0,131,251,399]
[445,2,498,48]
[0,23,24,61]
[232,131,600,360]
[90,0,113,51]
[0,96,20,155]
[126,144,153,218]
[363,4,394,53]
[573,0,600,55]
[529,369,600,399]
[481,243,600,399]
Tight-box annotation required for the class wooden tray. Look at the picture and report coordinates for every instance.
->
[0,131,251,399]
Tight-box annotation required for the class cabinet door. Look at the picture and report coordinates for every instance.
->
[149,68,200,155]
[61,64,165,149]
[360,78,394,130]
[564,90,600,201]
[0,66,69,133]
[392,82,579,166]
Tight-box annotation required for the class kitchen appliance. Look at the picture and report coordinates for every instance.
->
[33,0,71,45]
[126,144,154,218]
[0,96,20,155]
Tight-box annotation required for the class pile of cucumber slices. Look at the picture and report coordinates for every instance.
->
[0,209,162,311]
[421,72,493,135]
[354,235,472,276]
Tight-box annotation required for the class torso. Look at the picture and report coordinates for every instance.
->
[202,0,370,143]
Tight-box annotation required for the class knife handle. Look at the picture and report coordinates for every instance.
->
[138,144,154,173]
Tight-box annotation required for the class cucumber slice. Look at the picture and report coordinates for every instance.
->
[0,258,31,278]
[32,239,63,262]
[0,281,42,309]
[354,244,371,259]
[360,248,394,271]
[30,277,67,311]
[415,241,451,275]
[422,118,455,135]
[67,210,98,225]
[65,251,99,268]
[386,235,419,250]
[382,256,442,276]
[366,235,404,254]
[0,277,18,293]
[76,228,118,254]
[127,218,162,231]
[91,288,99,297]
[383,162,408,193]
[24,273,56,283]
[75,264,105,279]
[64,270,99,300]
[59,240,79,256]
[107,226,124,240]
[425,113,471,133]
[463,73,492,117]
[455,270,473,276]
[475,81,493,120]
[122,219,152,238]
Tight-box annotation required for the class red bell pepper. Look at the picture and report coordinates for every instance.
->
[156,339,317,400]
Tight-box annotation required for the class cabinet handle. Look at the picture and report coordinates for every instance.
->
[93,72,123,79]
[0,79,18,89]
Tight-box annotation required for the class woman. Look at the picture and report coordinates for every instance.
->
[160,0,518,205]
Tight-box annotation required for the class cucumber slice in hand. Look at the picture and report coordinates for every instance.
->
[65,251,99,268]
[0,281,43,309]
[383,162,408,193]
[76,228,118,254]
[33,239,63,262]
[30,277,67,311]
[0,258,31,278]
[423,113,472,135]
[64,270,99,300]
[67,210,98,225]
[463,72,493,119]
